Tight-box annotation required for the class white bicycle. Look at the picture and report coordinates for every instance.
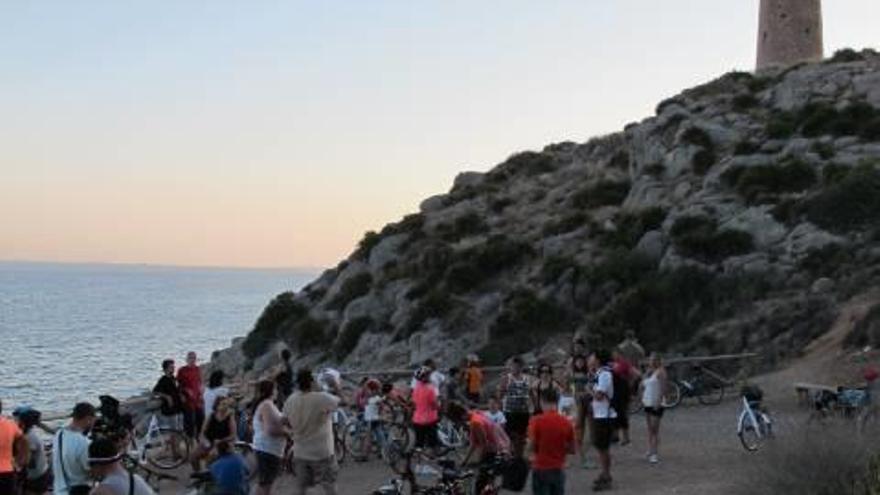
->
[124,412,191,470]
[737,394,773,452]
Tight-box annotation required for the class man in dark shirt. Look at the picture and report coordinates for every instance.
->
[153,359,182,430]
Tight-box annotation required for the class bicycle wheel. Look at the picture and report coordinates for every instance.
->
[387,422,412,453]
[348,426,370,461]
[662,381,682,409]
[738,415,761,452]
[335,430,347,464]
[145,428,190,469]
[697,377,725,406]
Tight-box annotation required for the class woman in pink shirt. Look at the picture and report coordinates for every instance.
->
[411,367,440,450]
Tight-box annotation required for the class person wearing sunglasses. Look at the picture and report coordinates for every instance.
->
[530,364,563,415]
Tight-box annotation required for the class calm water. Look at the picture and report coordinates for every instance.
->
[0,262,316,413]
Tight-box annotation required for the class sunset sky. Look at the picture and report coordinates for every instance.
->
[2,1,878,268]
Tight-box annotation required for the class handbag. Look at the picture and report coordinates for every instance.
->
[58,430,91,495]
[501,456,530,492]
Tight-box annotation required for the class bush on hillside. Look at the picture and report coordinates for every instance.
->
[403,289,454,338]
[692,148,717,175]
[571,180,632,209]
[592,267,769,351]
[436,212,488,242]
[829,48,867,64]
[721,158,818,203]
[587,250,657,288]
[354,213,425,259]
[540,256,581,285]
[802,163,880,232]
[670,215,754,263]
[732,93,759,111]
[280,316,332,353]
[596,207,667,250]
[734,140,761,156]
[243,292,308,359]
[480,289,570,364]
[812,141,836,160]
[608,150,630,170]
[445,235,534,293]
[334,316,374,358]
[542,212,590,237]
[325,272,373,310]
[766,102,880,140]
[797,244,853,278]
[487,151,557,183]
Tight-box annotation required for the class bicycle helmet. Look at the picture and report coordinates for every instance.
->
[414,366,432,383]
[366,378,381,391]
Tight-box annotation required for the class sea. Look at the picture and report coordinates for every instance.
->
[0,261,317,413]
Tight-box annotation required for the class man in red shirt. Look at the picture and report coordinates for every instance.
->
[526,388,575,495]
[176,351,205,443]
[448,402,510,494]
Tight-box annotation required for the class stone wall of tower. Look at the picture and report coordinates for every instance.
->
[756,0,823,70]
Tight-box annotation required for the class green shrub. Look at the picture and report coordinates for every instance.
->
[445,235,534,293]
[282,317,332,353]
[811,141,836,160]
[481,289,570,364]
[829,48,865,63]
[803,163,880,232]
[681,127,713,148]
[798,244,853,278]
[571,180,631,209]
[822,163,851,185]
[355,231,382,259]
[732,93,759,111]
[692,148,717,175]
[436,212,488,242]
[334,316,373,358]
[644,162,666,177]
[597,207,667,249]
[540,256,581,284]
[543,212,589,237]
[488,151,556,183]
[404,289,453,337]
[734,141,761,156]
[489,196,514,213]
[588,250,657,288]
[670,215,754,263]
[770,102,880,139]
[608,150,630,170]
[325,272,373,310]
[354,214,425,259]
[242,292,308,359]
[592,267,769,351]
[722,158,818,202]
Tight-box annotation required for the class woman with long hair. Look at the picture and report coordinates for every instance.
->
[252,380,287,495]
[641,353,667,464]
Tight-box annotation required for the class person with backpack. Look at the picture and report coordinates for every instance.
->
[611,349,640,446]
[497,357,532,457]
[87,437,155,495]
[589,350,616,492]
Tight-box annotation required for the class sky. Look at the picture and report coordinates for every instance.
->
[1,1,877,269]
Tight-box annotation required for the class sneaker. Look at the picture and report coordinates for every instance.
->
[582,458,598,470]
[649,454,659,464]
[592,475,612,492]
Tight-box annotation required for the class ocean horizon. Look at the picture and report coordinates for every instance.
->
[0,261,317,413]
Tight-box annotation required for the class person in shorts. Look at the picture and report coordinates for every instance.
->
[641,353,668,464]
[589,350,616,491]
[0,399,28,495]
[527,388,575,495]
[152,359,183,430]
[497,357,532,457]
[177,351,205,442]
[283,369,341,495]
[252,380,287,495]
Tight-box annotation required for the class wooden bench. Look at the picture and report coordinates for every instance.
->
[793,382,837,407]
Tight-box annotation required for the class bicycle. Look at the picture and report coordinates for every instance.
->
[663,365,726,408]
[737,388,773,452]
[377,448,482,495]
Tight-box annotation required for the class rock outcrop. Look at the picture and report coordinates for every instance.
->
[214,49,880,379]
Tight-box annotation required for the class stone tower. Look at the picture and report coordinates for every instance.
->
[756,0,824,70]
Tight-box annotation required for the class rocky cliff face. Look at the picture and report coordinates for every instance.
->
[212,49,880,378]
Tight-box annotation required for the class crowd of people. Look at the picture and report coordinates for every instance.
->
[0,330,670,494]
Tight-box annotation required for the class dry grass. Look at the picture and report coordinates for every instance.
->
[733,425,880,495]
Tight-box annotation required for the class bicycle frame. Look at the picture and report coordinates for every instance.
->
[737,397,763,439]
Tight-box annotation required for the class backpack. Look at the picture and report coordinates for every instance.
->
[501,456,530,492]
[609,369,629,417]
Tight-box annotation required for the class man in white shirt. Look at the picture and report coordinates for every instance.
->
[589,351,616,492]
[53,402,97,495]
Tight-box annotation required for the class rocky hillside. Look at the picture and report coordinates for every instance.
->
[213,48,880,378]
